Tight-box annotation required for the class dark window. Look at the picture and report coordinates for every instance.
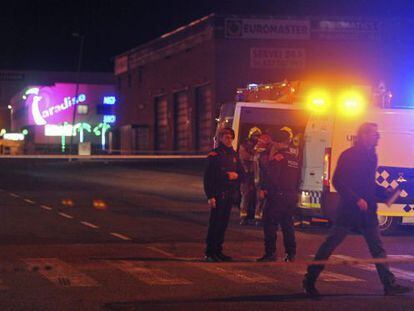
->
[174,91,191,151]
[138,66,143,83]
[128,73,132,88]
[195,85,213,152]
[154,96,168,151]
[96,104,113,115]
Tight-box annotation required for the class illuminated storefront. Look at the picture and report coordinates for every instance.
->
[10,82,116,153]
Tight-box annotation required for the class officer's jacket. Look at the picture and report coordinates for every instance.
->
[239,140,256,174]
[332,144,381,227]
[260,147,300,193]
[203,144,245,199]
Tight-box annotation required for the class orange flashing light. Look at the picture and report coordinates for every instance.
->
[338,90,366,117]
[306,89,330,114]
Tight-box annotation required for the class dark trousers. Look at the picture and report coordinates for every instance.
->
[306,225,396,287]
[205,195,233,256]
[262,193,297,256]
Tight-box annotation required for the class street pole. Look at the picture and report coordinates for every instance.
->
[7,105,13,132]
[69,33,85,159]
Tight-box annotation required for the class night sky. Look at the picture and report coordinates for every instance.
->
[1,0,414,73]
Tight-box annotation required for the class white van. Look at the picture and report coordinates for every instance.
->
[218,81,414,233]
[324,108,414,233]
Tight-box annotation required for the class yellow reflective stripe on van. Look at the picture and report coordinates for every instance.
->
[299,203,321,208]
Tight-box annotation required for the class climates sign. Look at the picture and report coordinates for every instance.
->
[250,48,305,69]
[225,18,310,40]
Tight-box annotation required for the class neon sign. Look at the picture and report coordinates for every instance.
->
[103,96,116,105]
[30,90,87,126]
[103,115,116,123]
[44,124,75,136]
[3,133,24,141]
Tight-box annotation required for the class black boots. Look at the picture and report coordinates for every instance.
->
[384,283,412,295]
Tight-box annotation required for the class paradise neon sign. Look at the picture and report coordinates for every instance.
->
[32,94,86,125]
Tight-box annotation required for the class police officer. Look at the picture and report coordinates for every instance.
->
[239,127,262,225]
[303,123,412,297]
[204,127,244,262]
[257,129,300,262]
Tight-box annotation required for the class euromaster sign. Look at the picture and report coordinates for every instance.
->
[225,18,310,40]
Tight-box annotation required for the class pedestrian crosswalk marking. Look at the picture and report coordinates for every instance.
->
[112,260,192,285]
[333,255,414,281]
[293,265,365,282]
[196,264,276,284]
[22,258,99,287]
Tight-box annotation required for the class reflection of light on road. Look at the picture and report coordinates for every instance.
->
[93,199,107,210]
[62,199,74,207]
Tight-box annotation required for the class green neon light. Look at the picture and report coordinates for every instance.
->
[74,122,92,143]
[93,123,111,150]
[61,122,68,153]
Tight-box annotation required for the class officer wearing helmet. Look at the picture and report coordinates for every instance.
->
[257,128,300,262]
[239,126,262,225]
[203,127,245,262]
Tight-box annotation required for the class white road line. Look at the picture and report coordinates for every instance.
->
[80,221,99,229]
[146,246,176,258]
[59,212,74,219]
[112,260,192,285]
[23,199,35,204]
[9,193,19,198]
[110,232,132,241]
[295,265,364,282]
[333,254,414,281]
[40,205,53,211]
[197,265,276,284]
[23,258,99,287]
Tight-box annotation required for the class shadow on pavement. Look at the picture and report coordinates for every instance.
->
[103,293,387,310]
[93,256,255,263]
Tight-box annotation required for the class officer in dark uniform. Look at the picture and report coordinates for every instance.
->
[257,129,300,262]
[303,122,412,297]
[204,127,245,262]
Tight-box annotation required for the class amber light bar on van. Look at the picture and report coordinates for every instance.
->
[323,147,332,188]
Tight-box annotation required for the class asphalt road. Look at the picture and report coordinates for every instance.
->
[0,159,414,311]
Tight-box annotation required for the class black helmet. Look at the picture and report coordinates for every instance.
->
[274,129,291,143]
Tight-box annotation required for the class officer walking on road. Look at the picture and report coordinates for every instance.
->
[303,122,412,296]
[204,127,244,262]
[257,129,300,262]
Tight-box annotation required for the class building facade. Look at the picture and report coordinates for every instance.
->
[114,14,414,154]
[10,82,116,154]
[0,70,114,131]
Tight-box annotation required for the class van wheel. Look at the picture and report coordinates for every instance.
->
[378,216,401,235]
